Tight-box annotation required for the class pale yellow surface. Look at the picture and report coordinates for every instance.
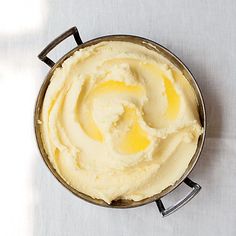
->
[40,41,203,203]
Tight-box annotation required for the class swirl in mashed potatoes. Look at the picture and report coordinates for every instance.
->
[40,41,202,203]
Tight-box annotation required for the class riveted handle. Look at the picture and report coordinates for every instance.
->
[156,177,201,217]
[38,26,83,67]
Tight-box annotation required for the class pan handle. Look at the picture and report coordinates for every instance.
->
[156,177,201,217]
[38,26,83,68]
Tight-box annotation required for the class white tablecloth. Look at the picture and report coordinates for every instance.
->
[0,0,235,235]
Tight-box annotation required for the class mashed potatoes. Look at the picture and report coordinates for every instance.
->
[40,41,202,203]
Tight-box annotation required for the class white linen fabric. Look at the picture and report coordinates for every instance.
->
[0,0,235,235]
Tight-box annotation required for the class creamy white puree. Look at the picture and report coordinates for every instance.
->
[41,41,202,203]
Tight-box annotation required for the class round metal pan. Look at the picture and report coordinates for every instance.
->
[35,27,206,217]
